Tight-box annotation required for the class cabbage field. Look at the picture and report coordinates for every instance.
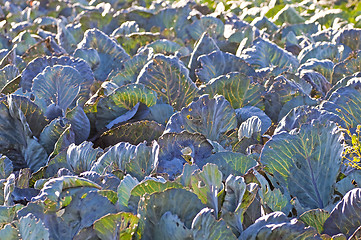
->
[1,0,361,239]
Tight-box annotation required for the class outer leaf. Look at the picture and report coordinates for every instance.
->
[199,152,257,180]
[9,95,48,138]
[137,188,204,239]
[76,28,130,81]
[298,59,334,82]
[240,211,321,240]
[91,142,159,181]
[145,103,174,125]
[17,201,73,239]
[0,65,18,90]
[254,171,293,214]
[334,170,361,196]
[192,208,237,240]
[60,191,117,237]
[157,131,213,180]
[146,39,181,55]
[200,72,264,109]
[298,42,349,65]
[66,105,90,145]
[332,51,361,84]
[56,21,83,54]
[263,75,312,122]
[18,213,49,240]
[299,209,329,234]
[221,175,257,235]
[0,156,13,179]
[191,164,223,214]
[32,65,83,112]
[0,224,17,240]
[0,205,23,227]
[23,137,49,173]
[187,16,224,40]
[117,174,139,211]
[164,94,237,141]
[277,95,318,122]
[196,50,256,83]
[320,82,361,129]
[111,21,139,36]
[272,5,305,25]
[240,38,299,71]
[66,142,103,175]
[0,100,47,171]
[94,83,157,130]
[260,121,343,209]
[275,105,344,134]
[300,70,331,96]
[95,120,164,148]
[323,188,361,238]
[333,29,361,51]
[33,176,101,204]
[93,212,139,240]
[21,56,94,95]
[137,54,199,110]
[39,118,70,155]
[155,211,193,240]
[235,106,271,135]
[131,179,183,197]
[238,116,261,140]
[188,32,219,80]
[109,48,153,87]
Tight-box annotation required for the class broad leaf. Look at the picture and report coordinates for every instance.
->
[76,28,130,81]
[64,142,102,175]
[137,54,199,110]
[165,94,237,141]
[91,141,159,181]
[157,131,213,179]
[0,65,18,90]
[92,83,157,130]
[320,82,361,129]
[240,211,321,239]
[137,188,204,239]
[66,105,90,145]
[298,42,350,65]
[334,29,361,51]
[188,32,219,80]
[235,106,271,135]
[260,121,343,209]
[221,175,257,235]
[21,56,94,95]
[199,152,257,180]
[323,188,361,238]
[117,174,139,212]
[191,164,223,214]
[109,48,153,87]
[32,65,83,112]
[95,120,164,148]
[299,209,329,234]
[196,50,256,83]
[93,212,139,240]
[200,72,264,109]
[240,38,299,71]
[275,105,344,134]
[192,208,237,239]
[131,178,183,197]
[0,156,13,179]
[254,171,293,214]
[332,51,361,84]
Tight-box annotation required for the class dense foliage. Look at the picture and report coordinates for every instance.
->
[0,0,361,239]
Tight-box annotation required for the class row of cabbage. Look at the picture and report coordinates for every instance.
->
[1,0,361,239]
